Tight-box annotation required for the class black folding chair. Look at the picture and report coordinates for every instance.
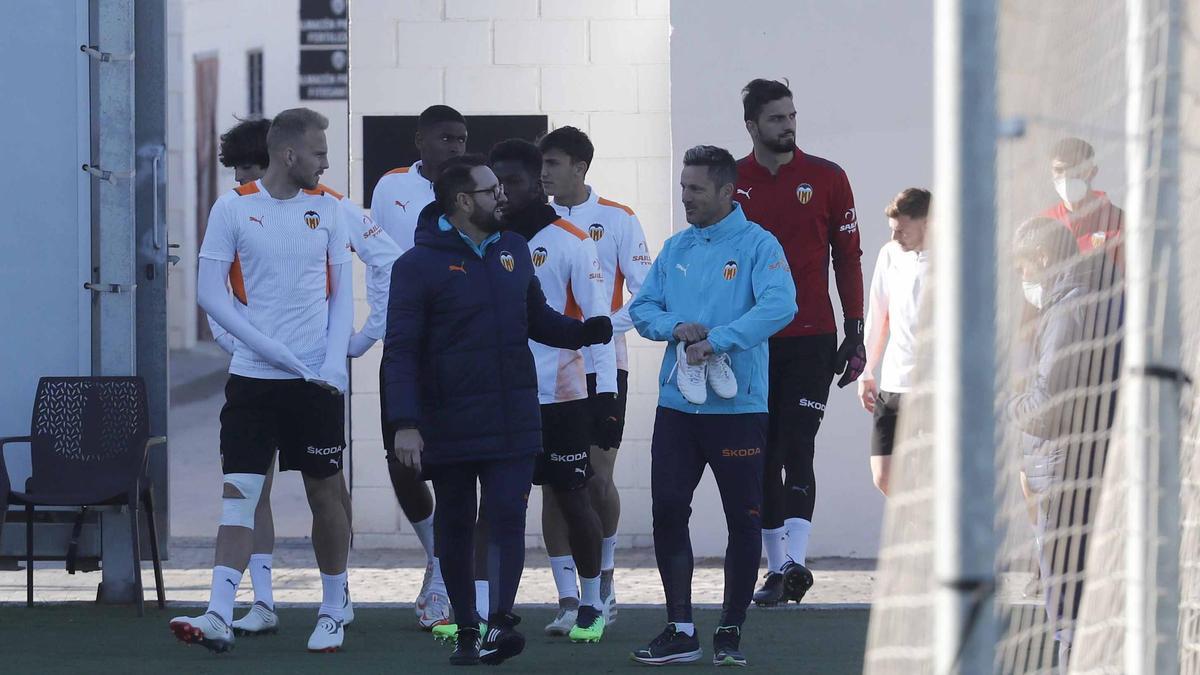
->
[0,376,166,615]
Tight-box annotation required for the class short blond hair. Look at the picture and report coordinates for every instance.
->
[266,107,328,151]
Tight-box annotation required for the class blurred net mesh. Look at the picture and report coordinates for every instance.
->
[864,1,1198,673]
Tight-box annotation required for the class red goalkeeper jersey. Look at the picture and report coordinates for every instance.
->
[735,150,864,337]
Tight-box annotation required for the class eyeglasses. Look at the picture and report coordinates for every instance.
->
[466,183,504,200]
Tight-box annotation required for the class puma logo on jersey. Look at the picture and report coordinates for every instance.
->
[395,200,409,211]
[736,188,753,199]
[249,215,264,227]
[448,262,467,275]
[675,263,689,276]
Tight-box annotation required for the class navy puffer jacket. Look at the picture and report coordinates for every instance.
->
[382,202,591,465]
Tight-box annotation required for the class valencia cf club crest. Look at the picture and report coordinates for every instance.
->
[1090,231,1108,249]
[723,260,739,280]
[796,184,813,205]
[304,210,321,229]
[589,223,605,241]
[500,251,516,272]
[532,246,548,267]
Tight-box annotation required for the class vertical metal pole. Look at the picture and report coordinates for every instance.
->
[1123,0,1182,671]
[94,0,139,604]
[932,0,998,672]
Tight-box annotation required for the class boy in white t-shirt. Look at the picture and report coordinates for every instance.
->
[859,188,931,495]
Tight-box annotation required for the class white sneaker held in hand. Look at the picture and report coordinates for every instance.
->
[706,353,738,399]
[675,342,708,405]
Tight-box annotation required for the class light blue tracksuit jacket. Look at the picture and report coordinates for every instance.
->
[630,202,797,414]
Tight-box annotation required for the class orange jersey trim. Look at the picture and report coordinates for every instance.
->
[234,182,261,197]
[553,218,588,241]
[611,268,625,312]
[228,254,332,305]
[385,167,410,176]
[303,183,344,200]
[564,281,583,319]
[597,196,634,216]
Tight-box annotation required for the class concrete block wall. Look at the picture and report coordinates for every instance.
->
[347,0,674,551]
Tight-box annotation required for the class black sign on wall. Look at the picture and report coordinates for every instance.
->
[299,0,348,100]
[299,48,348,100]
[362,115,549,208]
[300,0,348,45]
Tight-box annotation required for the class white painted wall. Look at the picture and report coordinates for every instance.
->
[669,0,934,557]
[167,0,348,350]
[347,0,673,550]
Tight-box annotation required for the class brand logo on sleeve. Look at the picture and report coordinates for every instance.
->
[304,210,321,229]
[589,223,605,241]
[532,246,548,267]
[796,184,813,204]
[736,187,753,200]
[500,251,516,272]
[394,200,409,212]
[723,260,739,280]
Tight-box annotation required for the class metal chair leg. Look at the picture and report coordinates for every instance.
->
[143,490,165,608]
[25,504,34,607]
[129,497,145,617]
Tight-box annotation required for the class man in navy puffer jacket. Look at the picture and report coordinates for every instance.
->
[382,154,612,666]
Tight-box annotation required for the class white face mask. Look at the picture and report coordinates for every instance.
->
[1022,280,1044,309]
[1054,176,1089,206]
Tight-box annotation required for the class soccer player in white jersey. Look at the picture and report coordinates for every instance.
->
[538,126,652,627]
[858,188,930,496]
[204,117,401,636]
[490,139,617,644]
[369,105,469,628]
[170,108,356,653]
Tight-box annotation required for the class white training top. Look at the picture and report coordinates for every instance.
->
[199,180,354,379]
[863,240,930,393]
[525,217,618,404]
[370,160,435,254]
[551,187,652,373]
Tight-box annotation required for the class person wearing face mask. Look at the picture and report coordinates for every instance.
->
[382,154,613,666]
[1041,138,1124,285]
[1008,216,1120,674]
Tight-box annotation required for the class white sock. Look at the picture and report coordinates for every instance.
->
[784,518,812,567]
[429,556,448,596]
[319,571,348,621]
[601,535,617,572]
[672,622,695,636]
[248,553,274,609]
[549,555,579,600]
[580,575,602,610]
[762,526,787,573]
[411,514,436,564]
[475,580,489,622]
[206,565,242,624]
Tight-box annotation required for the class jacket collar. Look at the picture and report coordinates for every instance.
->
[685,202,752,245]
[503,202,560,242]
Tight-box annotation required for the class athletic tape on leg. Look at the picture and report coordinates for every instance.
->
[221,472,266,529]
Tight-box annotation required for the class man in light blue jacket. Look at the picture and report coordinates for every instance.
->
[627,145,796,667]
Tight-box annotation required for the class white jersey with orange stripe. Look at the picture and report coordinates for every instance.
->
[207,182,401,348]
[525,217,618,404]
[552,187,652,372]
[199,180,353,379]
[370,160,435,254]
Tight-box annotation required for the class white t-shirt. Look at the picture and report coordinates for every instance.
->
[208,183,400,345]
[370,160,435,254]
[863,241,929,393]
[551,187,652,373]
[199,180,354,379]
[525,218,618,404]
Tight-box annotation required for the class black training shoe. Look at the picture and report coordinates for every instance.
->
[752,571,786,607]
[450,626,481,666]
[712,625,747,667]
[480,613,525,665]
[781,561,815,603]
[630,624,702,666]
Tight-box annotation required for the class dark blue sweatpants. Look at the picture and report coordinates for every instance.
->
[650,407,768,627]
[428,455,535,626]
